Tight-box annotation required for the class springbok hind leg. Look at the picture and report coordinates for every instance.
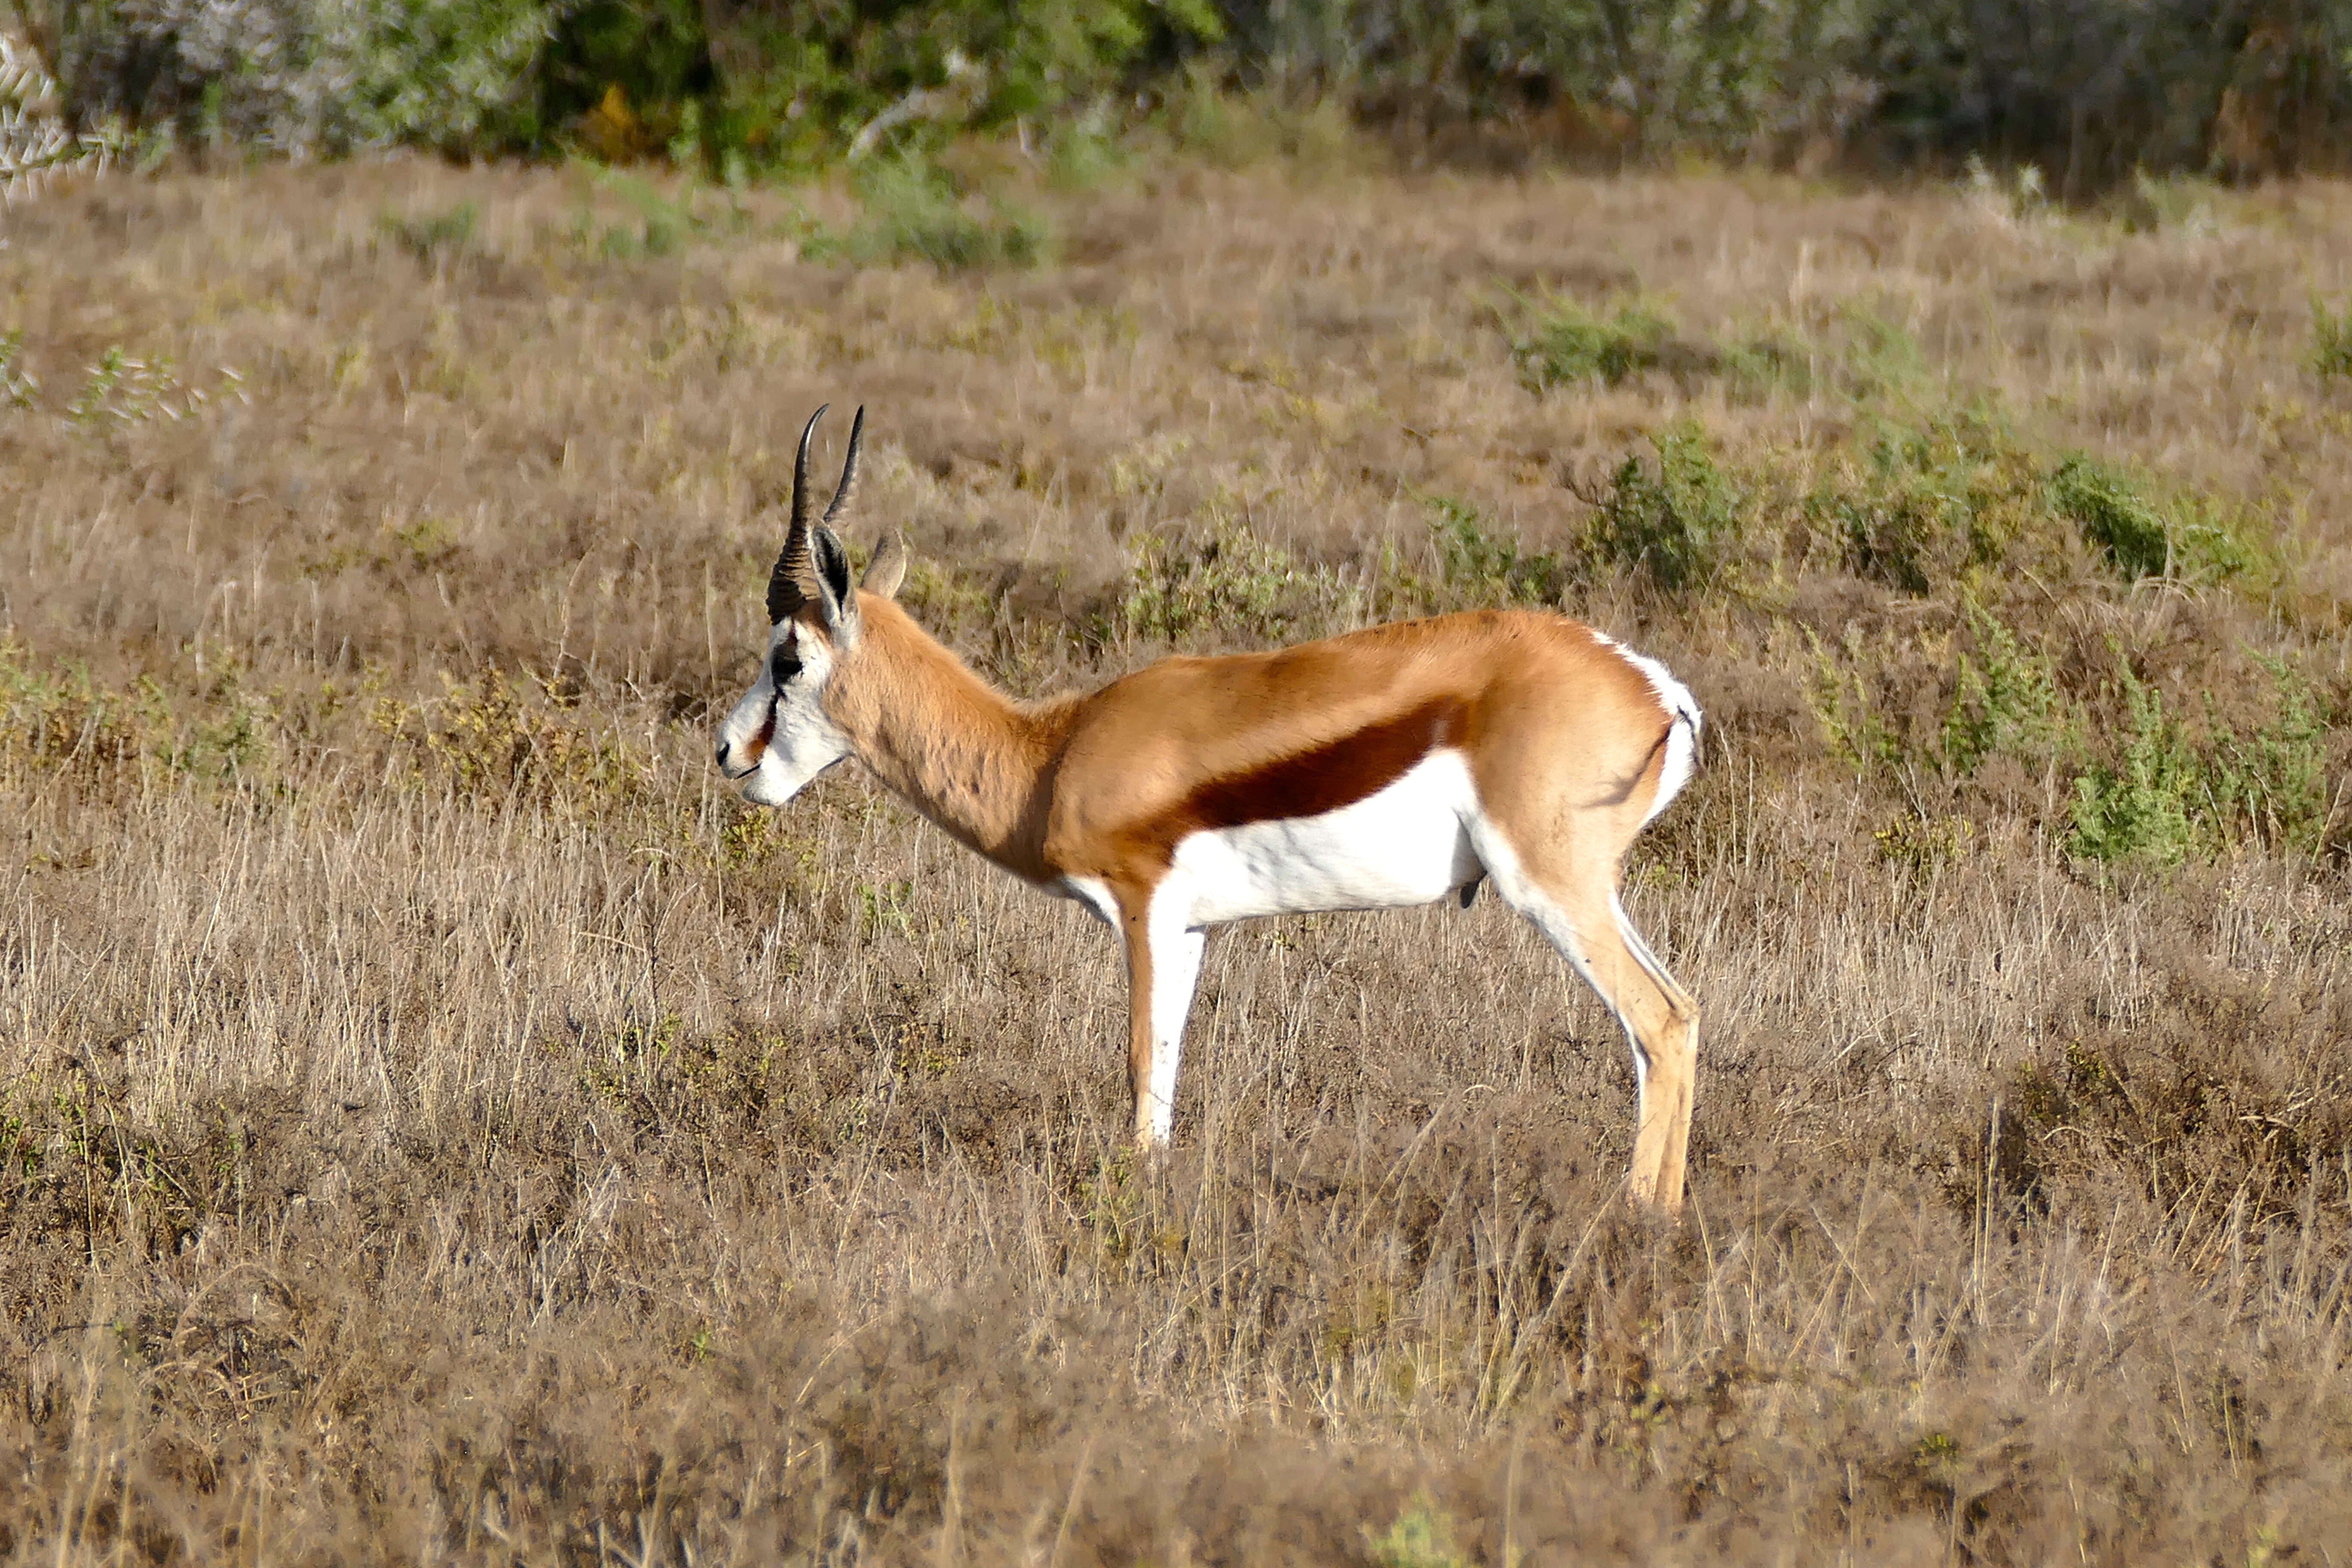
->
[1491,858,1700,1211]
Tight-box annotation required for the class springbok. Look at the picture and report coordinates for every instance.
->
[716,408,1706,1209]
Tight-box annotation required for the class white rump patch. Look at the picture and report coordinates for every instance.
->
[1591,631,1703,826]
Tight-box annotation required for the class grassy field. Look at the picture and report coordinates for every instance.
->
[2,147,2350,1563]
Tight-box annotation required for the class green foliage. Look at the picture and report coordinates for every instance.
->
[2048,455,2169,579]
[1814,413,2034,594]
[2067,665,2197,867]
[1425,495,1565,606]
[2311,294,2352,383]
[1587,424,1742,593]
[2205,656,2335,856]
[1045,111,1127,189]
[1803,626,1903,773]
[1105,516,1357,647]
[1513,296,1680,389]
[0,329,38,409]
[823,154,1050,270]
[1365,1493,1470,1568]
[545,0,1219,172]
[1717,327,1815,397]
[1,34,122,198]
[40,0,2352,183]
[2064,655,2332,866]
[59,0,556,156]
[381,201,478,264]
[1939,600,2064,776]
[64,346,242,428]
[2048,454,2257,583]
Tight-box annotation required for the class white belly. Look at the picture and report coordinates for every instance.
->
[1169,749,1482,928]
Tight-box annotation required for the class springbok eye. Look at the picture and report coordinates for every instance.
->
[771,644,804,686]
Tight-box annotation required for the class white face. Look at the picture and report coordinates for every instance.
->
[713,619,854,806]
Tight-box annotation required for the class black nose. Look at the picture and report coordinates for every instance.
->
[714,740,729,768]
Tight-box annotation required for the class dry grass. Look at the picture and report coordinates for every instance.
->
[1,150,2350,1563]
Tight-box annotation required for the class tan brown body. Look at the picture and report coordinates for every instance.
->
[716,407,1704,1209]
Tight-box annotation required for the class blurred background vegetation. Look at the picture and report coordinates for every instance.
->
[10,0,2352,191]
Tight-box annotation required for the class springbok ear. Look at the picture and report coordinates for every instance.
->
[861,533,907,600]
[810,526,859,637]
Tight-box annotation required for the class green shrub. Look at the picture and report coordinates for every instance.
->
[2205,656,2334,856]
[64,346,240,428]
[2311,295,2352,383]
[59,0,556,156]
[1587,424,1742,593]
[1939,600,2065,776]
[1513,296,1683,389]
[2048,455,2171,579]
[1365,1492,1470,1568]
[381,202,478,265]
[1046,112,1127,189]
[1803,626,1904,773]
[1425,495,1565,606]
[1105,517,1357,647]
[1817,413,2032,594]
[835,154,1050,270]
[1718,328,1814,398]
[2067,665,2198,867]
[0,329,37,410]
[2048,455,2256,582]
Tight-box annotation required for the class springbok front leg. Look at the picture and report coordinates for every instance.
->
[1118,885,1207,1148]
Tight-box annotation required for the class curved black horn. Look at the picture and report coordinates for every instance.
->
[822,405,866,527]
[766,404,828,622]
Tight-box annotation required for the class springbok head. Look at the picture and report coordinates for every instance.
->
[714,404,906,805]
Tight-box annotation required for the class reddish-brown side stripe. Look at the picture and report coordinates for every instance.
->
[1119,696,1470,864]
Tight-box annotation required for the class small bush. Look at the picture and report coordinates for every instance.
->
[2311,294,2352,382]
[381,202,478,265]
[1718,328,1814,398]
[1365,1493,1470,1568]
[1513,296,1684,389]
[1586,424,1742,594]
[2067,665,2197,866]
[1425,495,1565,606]
[1818,413,2034,594]
[1939,600,2065,776]
[1104,515,1360,649]
[2205,656,2334,856]
[0,329,38,409]
[839,155,1049,271]
[2048,455,2257,583]
[65,346,241,428]
[1046,113,1127,190]
[2048,455,2171,579]
[1804,626,1904,773]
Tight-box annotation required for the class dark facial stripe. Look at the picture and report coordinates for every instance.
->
[1133,696,1470,858]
